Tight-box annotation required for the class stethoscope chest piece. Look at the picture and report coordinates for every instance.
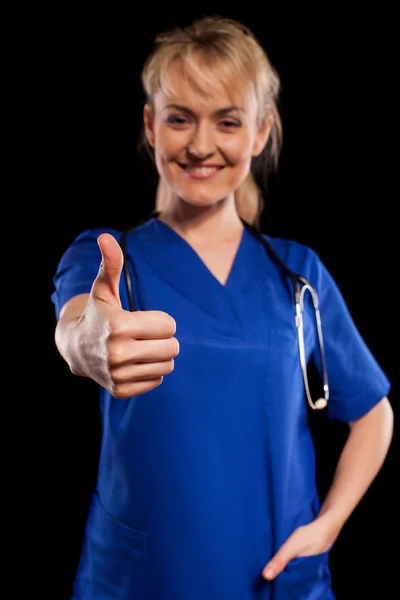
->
[314,398,328,410]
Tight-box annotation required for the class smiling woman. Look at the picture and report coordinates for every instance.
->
[141,17,282,224]
[51,14,392,600]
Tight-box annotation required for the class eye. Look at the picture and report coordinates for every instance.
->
[166,115,189,126]
[220,119,241,129]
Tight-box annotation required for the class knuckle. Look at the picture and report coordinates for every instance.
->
[109,383,126,399]
[110,370,125,385]
[109,315,126,337]
[107,343,124,365]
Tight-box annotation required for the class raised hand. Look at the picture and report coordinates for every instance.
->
[65,233,179,397]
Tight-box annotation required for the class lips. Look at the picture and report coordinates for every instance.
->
[178,163,224,180]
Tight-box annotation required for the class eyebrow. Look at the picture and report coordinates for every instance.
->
[164,104,243,116]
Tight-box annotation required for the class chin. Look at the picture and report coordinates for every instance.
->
[181,197,223,208]
[174,186,231,209]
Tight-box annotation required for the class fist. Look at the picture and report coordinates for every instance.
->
[78,232,179,397]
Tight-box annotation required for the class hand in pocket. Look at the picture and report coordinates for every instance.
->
[262,516,336,580]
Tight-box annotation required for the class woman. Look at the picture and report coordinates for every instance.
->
[52,16,393,600]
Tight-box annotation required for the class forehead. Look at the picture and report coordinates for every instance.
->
[154,57,255,113]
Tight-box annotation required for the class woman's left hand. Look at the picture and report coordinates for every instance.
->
[261,516,338,581]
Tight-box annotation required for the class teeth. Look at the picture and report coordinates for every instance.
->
[186,167,218,174]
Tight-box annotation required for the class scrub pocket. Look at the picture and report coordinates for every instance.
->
[72,492,148,600]
[275,550,333,600]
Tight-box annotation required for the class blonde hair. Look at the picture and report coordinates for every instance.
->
[141,16,283,226]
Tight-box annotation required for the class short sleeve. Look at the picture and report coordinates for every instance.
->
[309,250,391,423]
[51,227,121,319]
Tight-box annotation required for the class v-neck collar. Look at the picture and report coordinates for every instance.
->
[155,219,245,290]
[128,218,248,335]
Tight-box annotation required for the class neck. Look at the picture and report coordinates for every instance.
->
[158,193,243,243]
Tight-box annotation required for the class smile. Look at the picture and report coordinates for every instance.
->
[178,163,224,180]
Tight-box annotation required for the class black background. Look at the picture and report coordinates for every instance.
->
[25,3,397,598]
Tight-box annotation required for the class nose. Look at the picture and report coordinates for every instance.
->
[187,122,215,160]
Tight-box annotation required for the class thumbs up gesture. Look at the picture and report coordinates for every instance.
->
[59,233,179,398]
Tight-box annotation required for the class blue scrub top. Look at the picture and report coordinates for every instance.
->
[52,217,390,600]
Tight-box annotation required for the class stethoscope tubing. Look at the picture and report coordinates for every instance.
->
[120,214,330,410]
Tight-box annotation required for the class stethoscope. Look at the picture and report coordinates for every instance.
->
[120,212,329,411]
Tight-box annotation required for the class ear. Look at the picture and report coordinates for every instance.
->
[143,103,156,148]
[252,115,274,157]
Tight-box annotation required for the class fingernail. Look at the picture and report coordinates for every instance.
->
[264,568,274,579]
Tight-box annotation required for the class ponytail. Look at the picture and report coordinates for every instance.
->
[234,173,262,226]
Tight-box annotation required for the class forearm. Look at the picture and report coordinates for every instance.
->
[317,397,393,540]
[54,294,90,375]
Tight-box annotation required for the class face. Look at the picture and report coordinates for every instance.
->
[144,59,272,208]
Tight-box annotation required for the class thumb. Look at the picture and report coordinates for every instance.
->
[91,233,124,307]
[262,536,298,581]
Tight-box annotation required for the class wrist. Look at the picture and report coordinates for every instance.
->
[58,316,86,376]
[315,508,346,546]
